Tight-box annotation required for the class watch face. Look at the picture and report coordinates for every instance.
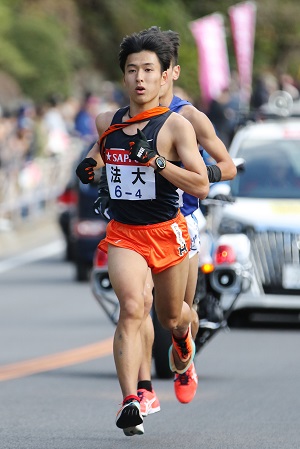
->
[156,157,166,169]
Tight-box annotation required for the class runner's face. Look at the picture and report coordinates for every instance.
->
[124,51,167,106]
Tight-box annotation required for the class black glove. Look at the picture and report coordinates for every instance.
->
[76,157,97,184]
[207,164,222,183]
[94,189,111,221]
[213,193,235,203]
[129,129,157,165]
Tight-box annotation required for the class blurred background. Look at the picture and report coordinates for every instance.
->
[1,4,300,447]
[0,0,300,236]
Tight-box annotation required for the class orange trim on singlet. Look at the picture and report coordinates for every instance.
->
[98,106,170,159]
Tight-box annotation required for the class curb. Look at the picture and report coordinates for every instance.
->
[0,212,63,260]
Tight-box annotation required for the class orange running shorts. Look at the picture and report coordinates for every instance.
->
[98,211,190,274]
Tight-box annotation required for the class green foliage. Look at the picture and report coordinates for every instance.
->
[8,15,73,101]
[1,0,300,104]
[0,0,89,102]
[254,0,300,77]
[0,2,35,78]
[76,0,200,99]
[0,39,35,79]
[0,2,13,34]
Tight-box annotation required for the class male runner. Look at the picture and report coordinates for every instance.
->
[95,27,236,411]
[76,29,209,436]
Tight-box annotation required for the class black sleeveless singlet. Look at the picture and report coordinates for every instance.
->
[104,107,181,225]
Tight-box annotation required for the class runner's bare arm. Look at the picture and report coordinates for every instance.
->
[153,114,209,200]
[181,105,237,180]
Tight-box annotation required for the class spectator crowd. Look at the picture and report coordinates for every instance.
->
[0,71,299,230]
[0,84,124,229]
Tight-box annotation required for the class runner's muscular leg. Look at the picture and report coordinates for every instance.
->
[185,254,200,340]
[153,255,191,337]
[138,269,154,382]
[139,254,198,381]
[108,245,149,399]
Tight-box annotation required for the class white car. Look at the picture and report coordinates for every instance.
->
[213,118,300,322]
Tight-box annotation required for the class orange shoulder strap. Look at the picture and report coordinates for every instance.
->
[98,106,169,159]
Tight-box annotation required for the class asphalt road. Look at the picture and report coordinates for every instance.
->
[1,221,300,449]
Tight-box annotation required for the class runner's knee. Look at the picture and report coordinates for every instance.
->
[119,297,144,322]
[156,312,180,331]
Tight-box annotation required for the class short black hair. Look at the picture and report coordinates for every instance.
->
[119,30,172,73]
[138,27,180,66]
[163,30,180,66]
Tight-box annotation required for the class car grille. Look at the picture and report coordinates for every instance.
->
[247,230,300,294]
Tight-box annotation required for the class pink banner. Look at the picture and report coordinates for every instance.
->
[189,14,231,106]
[229,1,257,105]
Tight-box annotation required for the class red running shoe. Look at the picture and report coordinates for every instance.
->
[169,327,196,374]
[174,362,198,404]
[137,389,161,417]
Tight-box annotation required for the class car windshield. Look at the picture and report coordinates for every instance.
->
[230,139,300,199]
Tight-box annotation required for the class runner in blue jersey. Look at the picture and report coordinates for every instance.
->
[133,27,236,409]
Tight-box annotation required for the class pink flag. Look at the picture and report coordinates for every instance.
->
[189,14,231,107]
[229,1,257,106]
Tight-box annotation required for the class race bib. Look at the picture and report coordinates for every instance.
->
[106,148,156,200]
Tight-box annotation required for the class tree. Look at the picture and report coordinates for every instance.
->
[1,0,300,105]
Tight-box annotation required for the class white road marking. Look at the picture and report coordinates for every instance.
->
[0,240,65,274]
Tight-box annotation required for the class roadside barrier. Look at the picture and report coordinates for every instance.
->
[0,137,84,230]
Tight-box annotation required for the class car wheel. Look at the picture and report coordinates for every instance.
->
[152,307,173,379]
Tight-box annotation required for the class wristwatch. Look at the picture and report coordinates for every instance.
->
[155,156,166,172]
